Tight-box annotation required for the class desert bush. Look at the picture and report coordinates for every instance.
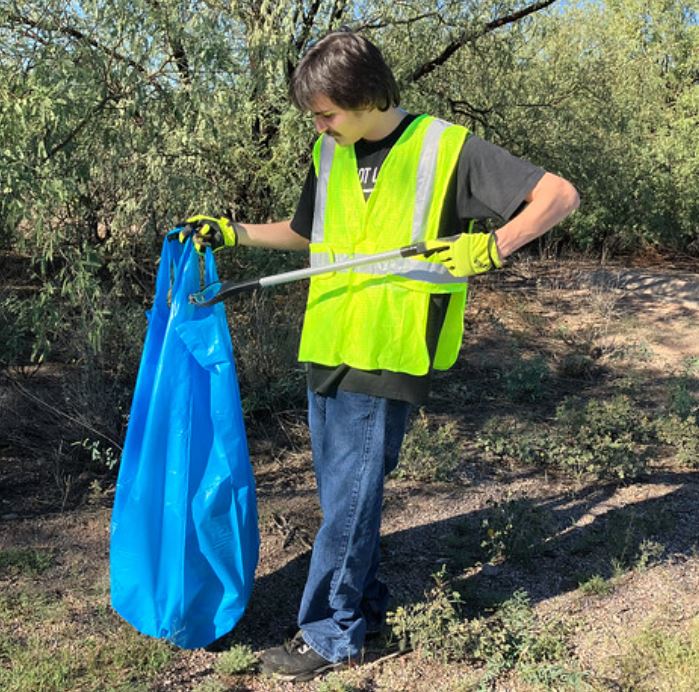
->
[474,590,585,689]
[553,395,652,479]
[395,410,461,482]
[667,360,699,419]
[500,355,550,403]
[386,565,478,662]
[477,394,653,480]
[480,496,555,565]
[388,571,586,687]
[0,549,53,577]
[635,539,665,572]
[656,414,699,467]
[214,644,257,676]
[655,359,699,467]
[578,575,614,597]
[316,674,361,692]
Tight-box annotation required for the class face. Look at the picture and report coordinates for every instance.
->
[308,95,376,147]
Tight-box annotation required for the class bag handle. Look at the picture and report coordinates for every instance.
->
[153,237,176,311]
[204,247,219,288]
[155,237,219,313]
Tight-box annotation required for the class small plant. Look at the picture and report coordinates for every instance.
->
[557,351,597,379]
[501,354,550,402]
[214,644,257,676]
[553,394,652,479]
[316,673,359,692]
[579,574,614,596]
[668,357,699,419]
[610,557,626,580]
[635,539,665,572]
[386,565,477,662]
[71,438,119,470]
[657,414,699,467]
[612,619,699,691]
[387,570,587,687]
[192,678,227,692]
[395,410,461,482]
[477,394,653,481]
[480,496,554,564]
[0,548,53,577]
[474,590,587,689]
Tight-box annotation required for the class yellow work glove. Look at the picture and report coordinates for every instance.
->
[424,232,503,277]
[179,215,239,253]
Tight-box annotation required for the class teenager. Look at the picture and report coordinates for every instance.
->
[184,28,579,682]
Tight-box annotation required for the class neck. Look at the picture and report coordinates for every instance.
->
[362,107,407,141]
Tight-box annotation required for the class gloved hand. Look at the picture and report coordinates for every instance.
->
[424,232,503,277]
[178,215,239,253]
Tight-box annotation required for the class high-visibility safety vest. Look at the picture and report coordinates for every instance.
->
[298,114,469,376]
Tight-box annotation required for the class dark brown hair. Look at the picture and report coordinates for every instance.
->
[290,29,400,112]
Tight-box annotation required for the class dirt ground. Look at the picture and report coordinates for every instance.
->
[1,257,698,691]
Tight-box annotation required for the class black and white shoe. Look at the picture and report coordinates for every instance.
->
[259,631,353,682]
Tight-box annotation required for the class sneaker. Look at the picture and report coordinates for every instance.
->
[259,631,351,682]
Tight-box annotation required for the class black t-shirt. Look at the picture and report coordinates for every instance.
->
[291,113,544,405]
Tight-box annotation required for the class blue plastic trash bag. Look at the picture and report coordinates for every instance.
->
[110,238,259,649]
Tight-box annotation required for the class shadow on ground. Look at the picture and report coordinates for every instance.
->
[222,469,699,651]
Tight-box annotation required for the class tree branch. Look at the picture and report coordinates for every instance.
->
[295,0,322,54]
[406,0,559,85]
[5,12,165,91]
[44,95,114,160]
[143,0,192,85]
[355,10,443,32]
[327,0,349,31]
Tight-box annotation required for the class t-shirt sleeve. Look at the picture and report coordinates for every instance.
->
[290,163,316,240]
[456,135,545,223]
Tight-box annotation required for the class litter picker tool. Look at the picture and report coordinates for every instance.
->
[187,236,459,307]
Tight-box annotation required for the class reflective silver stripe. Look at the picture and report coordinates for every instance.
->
[312,136,335,244]
[311,252,466,285]
[412,118,450,242]
[309,251,326,269]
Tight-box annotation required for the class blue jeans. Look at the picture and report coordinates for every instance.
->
[298,389,411,662]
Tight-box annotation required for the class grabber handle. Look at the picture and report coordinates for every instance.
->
[189,235,461,307]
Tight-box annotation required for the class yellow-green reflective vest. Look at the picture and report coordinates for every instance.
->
[298,114,469,376]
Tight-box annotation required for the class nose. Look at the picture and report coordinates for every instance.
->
[314,115,327,133]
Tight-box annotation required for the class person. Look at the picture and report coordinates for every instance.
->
[183,28,579,683]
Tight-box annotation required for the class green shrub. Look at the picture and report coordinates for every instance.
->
[386,565,478,663]
[0,548,53,577]
[214,644,257,676]
[501,355,550,402]
[316,673,360,692]
[578,574,614,597]
[553,395,653,481]
[388,573,587,688]
[395,410,461,482]
[475,590,588,689]
[477,395,653,480]
[192,679,227,692]
[657,414,699,467]
[635,539,665,572]
[480,496,555,564]
[668,357,699,419]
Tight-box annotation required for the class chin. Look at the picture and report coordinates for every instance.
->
[333,135,355,147]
